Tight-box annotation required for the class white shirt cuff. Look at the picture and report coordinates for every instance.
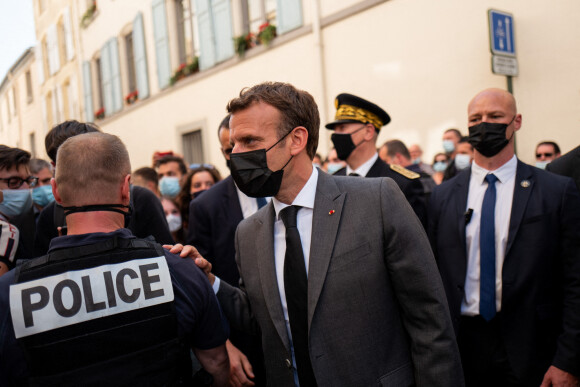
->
[212,276,221,294]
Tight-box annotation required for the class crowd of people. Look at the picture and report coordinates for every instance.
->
[0,82,579,386]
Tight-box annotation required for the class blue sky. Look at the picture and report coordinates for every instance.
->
[0,0,36,81]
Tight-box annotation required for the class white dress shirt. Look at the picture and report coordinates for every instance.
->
[235,185,271,219]
[271,167,317,386]
[271,167,317,334]
[462,155,517,316]
[346,152,378,176]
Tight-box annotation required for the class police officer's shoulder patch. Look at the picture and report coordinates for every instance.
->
[390,164,420,179]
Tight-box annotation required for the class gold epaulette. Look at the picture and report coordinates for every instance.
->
[390,164,420,179]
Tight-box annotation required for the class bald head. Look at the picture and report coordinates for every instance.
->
[55,132,131,206]
[468,88,517,118]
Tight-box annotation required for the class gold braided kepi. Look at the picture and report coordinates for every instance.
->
[326,93,390,131]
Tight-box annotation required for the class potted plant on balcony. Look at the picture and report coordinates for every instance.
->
[95,107,105,120]
[257,22,276,46]
[234,32,256,57]
[125,90,138,105]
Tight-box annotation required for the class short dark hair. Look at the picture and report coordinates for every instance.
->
[45,120,101,163]
[155,156,187,175]
[444,128,462,140]
[133,167,159,187]
[458,136,470,144]
[0,145,31,172]
[536,141,561,155]
[218,114,231,138]
[226,82,320,159]
[384,139,410,160]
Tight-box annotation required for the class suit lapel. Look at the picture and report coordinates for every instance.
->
[505,161,534,256]
[255,203,291,350]
[454,170,471,255]
[307,172,345,328]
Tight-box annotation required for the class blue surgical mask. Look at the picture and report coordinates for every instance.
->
[313,163,321,169]
[535,160,549,170]
[326,162,344,175]
[442,140,455,154]
[454,154,472,170]
[159,177,181,198]
[0,189,33,219]
[433,161,448,173]
[32,185,55,207]
[412,158,421,165]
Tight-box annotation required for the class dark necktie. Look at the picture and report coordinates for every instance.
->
[256,197,267,209]
[349,172,360,176]
[480,173,498,321]
[280,206,317,386]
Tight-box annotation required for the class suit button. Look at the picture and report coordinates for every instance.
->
[285,359,292,369]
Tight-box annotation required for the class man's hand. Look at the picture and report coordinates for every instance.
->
[226,340,255,387]
[163,243,215,285]
[541,366,580,387]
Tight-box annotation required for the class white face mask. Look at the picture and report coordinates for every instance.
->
[166,213,182,232]
[454,154,472,170]
[535,160,550,170]
[442,140,455,153]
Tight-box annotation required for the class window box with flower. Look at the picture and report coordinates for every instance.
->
[81,1,98,29]
[95,107,105,120]
[125,90,138,105]
[257,22,276,46]
[169,57,199,86]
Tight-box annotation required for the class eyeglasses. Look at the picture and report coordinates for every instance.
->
[0,176,39,189]
[536,153,554,158]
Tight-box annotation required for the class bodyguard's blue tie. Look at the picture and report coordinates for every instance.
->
[480,173,498,321]
[256,197,267,209]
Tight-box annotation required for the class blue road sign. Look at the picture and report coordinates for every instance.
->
[488,10,516,57]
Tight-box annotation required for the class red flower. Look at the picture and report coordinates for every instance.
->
[259,22,270,32]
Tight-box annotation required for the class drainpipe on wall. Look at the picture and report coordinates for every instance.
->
[311,0,330,156]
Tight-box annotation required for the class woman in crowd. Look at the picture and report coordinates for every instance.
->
[175,166,222,239]
[432,152,450,185]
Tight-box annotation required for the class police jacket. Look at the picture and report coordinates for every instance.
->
[0,229,228,386]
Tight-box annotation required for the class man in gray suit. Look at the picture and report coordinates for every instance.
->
[195,82,463,386]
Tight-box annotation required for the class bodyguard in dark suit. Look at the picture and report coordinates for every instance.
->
[429,88,580,386]
[546,144,580,192]
[195,82,463,386]
[327,93,427,226]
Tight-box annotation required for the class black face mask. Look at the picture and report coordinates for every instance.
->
[230,130,294,198]
[62,204,133,228]
[226,159,231,171]
[330,125,367,160]
[468,116,515,158]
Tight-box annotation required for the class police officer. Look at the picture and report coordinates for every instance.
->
[0,132,230,386]
[327,93,427,227]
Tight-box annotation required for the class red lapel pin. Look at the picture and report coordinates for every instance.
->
[329,210,335,215]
